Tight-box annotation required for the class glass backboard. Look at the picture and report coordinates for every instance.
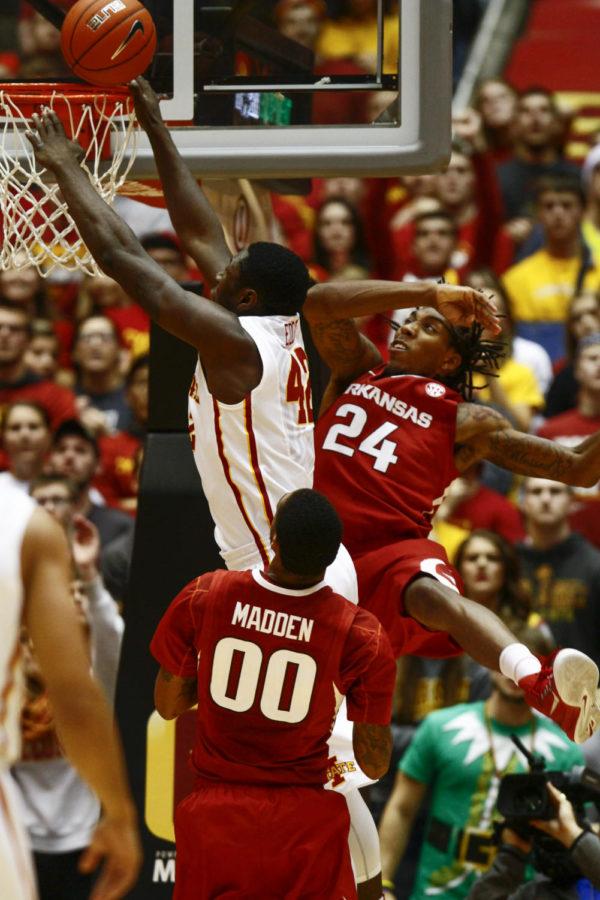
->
[15,0,452,179]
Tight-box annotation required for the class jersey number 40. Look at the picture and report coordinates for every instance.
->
[210,637,317,723]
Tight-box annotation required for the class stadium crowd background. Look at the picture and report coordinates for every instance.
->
[3,1,600,898]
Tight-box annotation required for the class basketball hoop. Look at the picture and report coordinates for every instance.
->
[0,83,137,276]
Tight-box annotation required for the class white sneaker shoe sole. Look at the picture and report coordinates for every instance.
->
[554,648,600,743]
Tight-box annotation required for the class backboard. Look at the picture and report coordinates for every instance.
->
[19,0,452,179]
[134,0,452,179]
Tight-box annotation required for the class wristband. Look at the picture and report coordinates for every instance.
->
[382,879,395,891]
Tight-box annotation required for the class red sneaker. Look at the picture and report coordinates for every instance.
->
[519,648,600,744]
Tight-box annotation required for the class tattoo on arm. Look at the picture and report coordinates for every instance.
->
[311,319,365,363]
[485,429,575,481]
[353,722,392,779]
[309,319,382,387]
[158,668,197,711]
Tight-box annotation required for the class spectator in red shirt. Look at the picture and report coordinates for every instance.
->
[392,139,504,280]
[0,302,77,430]
[95,354,148,515]
[472,77,518,164]
[537,334,600,548]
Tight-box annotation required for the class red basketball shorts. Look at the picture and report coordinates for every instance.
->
[355,538,464,658]
[173,780,357,899]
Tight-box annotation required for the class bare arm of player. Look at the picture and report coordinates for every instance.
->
[352,722,392,779]
[303,281,499,411]
[129,77,231,287]
[455,403,600,486]
[378,772,427,898]
[22,508,141,900]
[25,111,261,404]
[154,667,197,720]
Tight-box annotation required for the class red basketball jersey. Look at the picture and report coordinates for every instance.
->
[314,368,461,555]
[151,568,395,786]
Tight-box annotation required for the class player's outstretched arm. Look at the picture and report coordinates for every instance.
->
[129,77,231,287]
[22,508,141,899]
[455,403,600,487]
[304,279,499,332]
[26,111,261,403]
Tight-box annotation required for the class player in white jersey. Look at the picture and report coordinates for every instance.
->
[188,312,313,570]
[0,478,141,900]
[26,91,495,900]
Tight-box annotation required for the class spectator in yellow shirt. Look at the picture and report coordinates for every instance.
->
[502,175,600,363]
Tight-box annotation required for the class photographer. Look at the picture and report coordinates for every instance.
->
[467,782,600,899]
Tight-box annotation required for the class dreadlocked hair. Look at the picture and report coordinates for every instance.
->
[443,321,506,400]
[383,317,506,401]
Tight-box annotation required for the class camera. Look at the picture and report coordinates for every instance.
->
[493,736,600,886]
[497,766,600,821]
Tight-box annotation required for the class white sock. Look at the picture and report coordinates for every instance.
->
[499,643,542,684]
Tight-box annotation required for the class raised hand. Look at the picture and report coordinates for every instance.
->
[72,515,101,583]
[129,76,164,132]
[436,284,501,335]
[25,109,84,172]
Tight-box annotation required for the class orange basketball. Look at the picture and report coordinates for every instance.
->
[61,0,157,87]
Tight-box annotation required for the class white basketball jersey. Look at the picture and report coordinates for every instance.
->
[188,314,314,570]
[0,480,33,768]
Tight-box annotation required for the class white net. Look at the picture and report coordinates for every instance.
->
[0,85,137,276]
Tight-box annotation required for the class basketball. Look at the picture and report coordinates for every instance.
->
[60,0,157,87]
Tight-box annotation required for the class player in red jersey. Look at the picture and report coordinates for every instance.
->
[304,283,600,744]
[150,489,396,900]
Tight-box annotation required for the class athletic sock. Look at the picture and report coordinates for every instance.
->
[499,643,542,684]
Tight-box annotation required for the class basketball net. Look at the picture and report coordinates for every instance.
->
[0,84,137,276]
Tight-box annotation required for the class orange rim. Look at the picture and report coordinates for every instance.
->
[0,82,132,116]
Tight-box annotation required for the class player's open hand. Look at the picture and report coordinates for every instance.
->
[435,284,501,335]
[80,811,142,900]
[25,109,84,172]
[129,76,163,131]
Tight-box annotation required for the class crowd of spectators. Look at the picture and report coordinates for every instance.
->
[3,1,600,898]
